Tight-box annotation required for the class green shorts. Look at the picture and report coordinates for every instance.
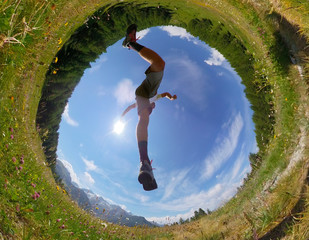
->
[135,68,164,99]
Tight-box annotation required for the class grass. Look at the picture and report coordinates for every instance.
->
[0,0,308,239]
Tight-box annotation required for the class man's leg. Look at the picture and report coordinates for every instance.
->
[123,24,165,72]
[135,98,157,190]
[129,43,165,72]
[136,108,157,190]
[136,109,150,163]
[136,109,149,143]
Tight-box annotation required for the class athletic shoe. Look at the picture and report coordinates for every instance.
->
[143,178,158,191]
[122,24,137,48]
[138,160,158,191]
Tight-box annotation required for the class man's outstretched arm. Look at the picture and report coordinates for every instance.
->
[122,92,176,117]
[157,92,177,101]
[121,103,136,117]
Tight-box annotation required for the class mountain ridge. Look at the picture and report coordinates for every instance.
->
[55,159,156,227]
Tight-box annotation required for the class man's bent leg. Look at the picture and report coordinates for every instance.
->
[124,24,165,73]
[128,43,165,72]
[138,47,165,72]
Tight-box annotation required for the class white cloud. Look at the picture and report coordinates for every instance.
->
[114,79,136,106]
[58,159,81,186]
[80,156,129,194]
[137,29,150,40]
[160,26,195,42]
[166,52,206,106]
[89,56,107,73]
[231,145,246,180]
[204,48,225,66]
[161,168,191,201]
[81,156,97,171]
[84,172,95,185]
[147,149,252,226]
[147,182,239,225]
[62,104,79,127]
[133,193,150,203]
[200,112,244,180]
[119,204,128,211]
[147,209,195,226]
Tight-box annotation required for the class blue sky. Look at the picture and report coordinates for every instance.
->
[57,26,257,225]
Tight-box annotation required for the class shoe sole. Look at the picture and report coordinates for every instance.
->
[143,178,158,191]
[138,171,158,191]
[138,171,153,185]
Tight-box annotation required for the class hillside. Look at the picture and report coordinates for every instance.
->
[0,0,308,239]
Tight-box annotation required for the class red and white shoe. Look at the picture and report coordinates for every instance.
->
[122,24,137,48]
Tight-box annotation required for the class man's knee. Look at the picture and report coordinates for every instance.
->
[158,58,165,71]
[152,58,165,72]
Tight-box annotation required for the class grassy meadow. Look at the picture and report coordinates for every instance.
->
[0,0,308,239]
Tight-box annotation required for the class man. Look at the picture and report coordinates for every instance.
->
[122,24,177,191]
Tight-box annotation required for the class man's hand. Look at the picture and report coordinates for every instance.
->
[170,94,177,100]
[161,92,177,101]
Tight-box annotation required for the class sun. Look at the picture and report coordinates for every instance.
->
[113,120,125,135]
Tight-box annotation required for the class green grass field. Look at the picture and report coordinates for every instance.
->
[0,0,308,239]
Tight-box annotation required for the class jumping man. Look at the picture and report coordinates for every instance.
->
[121,24,177,191]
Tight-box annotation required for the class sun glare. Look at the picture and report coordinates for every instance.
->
[113,120,125,135]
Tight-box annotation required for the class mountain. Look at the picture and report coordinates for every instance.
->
[55,160,156,227]
[85,190,156,227]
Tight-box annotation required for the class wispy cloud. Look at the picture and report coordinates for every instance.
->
[204,48,225,66]
[231,145,246,180]
[58,159,81,186]
[147,210,195,226]
[133,193,150,203]
[82,156,98,171]
[89,56,108,73]
[147,148,251,225]
[215,144,251,184]
[62,104,79,127]
[80,156,132,196]
[161,168,191,201]
[57,154,97,188]
[113,79,136,106]
[166,52,206,106]
[83,172,95,185]
[147,182,238,223]
[160,26,195,42]
[200,112,244,180]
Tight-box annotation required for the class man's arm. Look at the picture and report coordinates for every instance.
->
[121,103,136,117]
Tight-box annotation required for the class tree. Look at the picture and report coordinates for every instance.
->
[249,153,262,171]
[198,208,206,216]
